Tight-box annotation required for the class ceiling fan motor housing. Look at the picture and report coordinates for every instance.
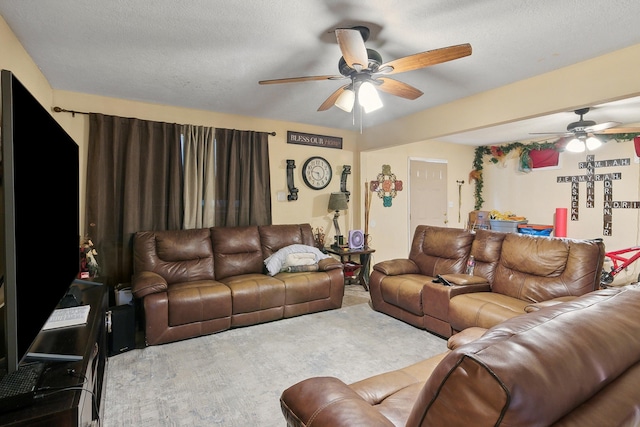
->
[338,49,383,76]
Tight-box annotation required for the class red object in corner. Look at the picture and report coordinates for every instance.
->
[634,136,640,157]
[530,148,559,169]
[555,208,567,237]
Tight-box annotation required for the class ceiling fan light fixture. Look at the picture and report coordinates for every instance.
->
[566,137,585,153]
[586,136,602,150]
[335,88,355,112]
[358,81,383,113]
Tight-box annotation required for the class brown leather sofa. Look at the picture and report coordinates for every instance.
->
[369,225,605,338]
[281,286,640,427]
[131,224,344,345]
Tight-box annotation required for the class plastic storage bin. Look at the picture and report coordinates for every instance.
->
[489,219,528,233]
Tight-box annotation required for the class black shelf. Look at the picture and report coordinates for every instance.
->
[0,281,107,426]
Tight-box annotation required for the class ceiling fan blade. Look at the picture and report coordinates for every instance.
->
[259,75,343,85]
[594,126,640,135]
[317,84,349,111]
[376,77,423,100]
[529,132,572,136]
[335,28,369,70]
[379,43,472,75]
[585,121,621,132]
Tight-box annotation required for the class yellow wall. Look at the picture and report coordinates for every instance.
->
[360,141,475,265]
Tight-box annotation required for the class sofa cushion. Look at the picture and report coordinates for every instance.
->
[408,287,640,427]
[408,226,475,276]
[448,292,530,331]
[220,273,286,314]
[492,233,603,302]
[134,229,215,284]
[211,226,264,280]
[167,280,232,326]
[378,274,429,316]
[259,224,316,258]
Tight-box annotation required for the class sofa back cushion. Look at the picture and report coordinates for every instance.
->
[133,228,215,284]
[407,287,640,427]
[210,226,264,280]
[491,233,604,301]
[409,226,475,276]
[258,224,315,258]
[468,229,506,283]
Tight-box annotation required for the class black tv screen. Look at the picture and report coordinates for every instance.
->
[0,69,80,374]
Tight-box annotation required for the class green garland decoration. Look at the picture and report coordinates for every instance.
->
[470,134,639,211]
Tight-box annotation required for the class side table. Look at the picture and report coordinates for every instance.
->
[324,246,376,291]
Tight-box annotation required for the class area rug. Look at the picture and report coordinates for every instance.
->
[101,302,447,427]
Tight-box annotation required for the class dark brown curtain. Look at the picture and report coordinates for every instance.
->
[215,128,271,226]
[86,113,183,285]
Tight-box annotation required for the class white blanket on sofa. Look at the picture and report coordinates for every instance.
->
[264,244,330,276]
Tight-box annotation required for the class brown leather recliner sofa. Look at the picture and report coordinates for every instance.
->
[131,223,344,345]
[280,286,640,427]
[369,225,605,338]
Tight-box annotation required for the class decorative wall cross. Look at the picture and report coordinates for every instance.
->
[556,154,637,235]
[370,164,403,207]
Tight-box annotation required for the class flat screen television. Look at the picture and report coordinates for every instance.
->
[0,69,80,375]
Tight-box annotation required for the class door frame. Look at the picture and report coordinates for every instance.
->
[407,157,448,251]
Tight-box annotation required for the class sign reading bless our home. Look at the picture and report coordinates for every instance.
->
[287,131,342,149]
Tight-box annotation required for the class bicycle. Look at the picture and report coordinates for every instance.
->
[600,246,640,286]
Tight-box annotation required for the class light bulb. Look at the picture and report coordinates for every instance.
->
[334,88,355,112]
[358,81,383,113]
[565,138,585,153]
[586,136,602,150]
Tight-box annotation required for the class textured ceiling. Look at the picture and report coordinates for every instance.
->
[1,0,640,145]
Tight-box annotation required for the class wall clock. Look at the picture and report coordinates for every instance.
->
[302,156,332,190]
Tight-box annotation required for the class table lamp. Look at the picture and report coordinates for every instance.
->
[328,192,349,247]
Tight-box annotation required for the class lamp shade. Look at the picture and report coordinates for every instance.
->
[358,81,383,113]
[335,88,355,112]
[328,192,349,211]
[586,136,602,150]
[565,137,585,153]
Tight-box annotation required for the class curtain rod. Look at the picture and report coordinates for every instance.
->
[52,106,277,136]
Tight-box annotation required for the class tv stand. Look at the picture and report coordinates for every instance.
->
[25,353,83,363]
[0,280,107,426]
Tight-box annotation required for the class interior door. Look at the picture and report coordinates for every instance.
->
[409,159,448,244]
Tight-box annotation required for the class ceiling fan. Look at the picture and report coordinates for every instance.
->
[530,107,640,152]
[258,26,472,113]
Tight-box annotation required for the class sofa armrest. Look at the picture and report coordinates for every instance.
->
[524,295,578,312]
[281,377,395,427]
[448,327,487,350]
[372,259,420,276]
[318,257,343,271]
[439,274,488,286]
[132,271,168,299]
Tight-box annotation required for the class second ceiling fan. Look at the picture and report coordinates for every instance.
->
[258,26,472,113]
[531,107,640,152]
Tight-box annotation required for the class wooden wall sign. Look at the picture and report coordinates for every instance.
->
[556,154,636,236]
[287,131,342,149]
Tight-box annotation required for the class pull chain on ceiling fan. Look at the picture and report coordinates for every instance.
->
[258,25,472,118]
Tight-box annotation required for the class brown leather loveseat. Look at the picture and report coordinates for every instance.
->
[131,223,344,345]
[369,225,605,337]
[281,286,640,427]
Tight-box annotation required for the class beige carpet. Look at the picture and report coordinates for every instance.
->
[101,286,445,427]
